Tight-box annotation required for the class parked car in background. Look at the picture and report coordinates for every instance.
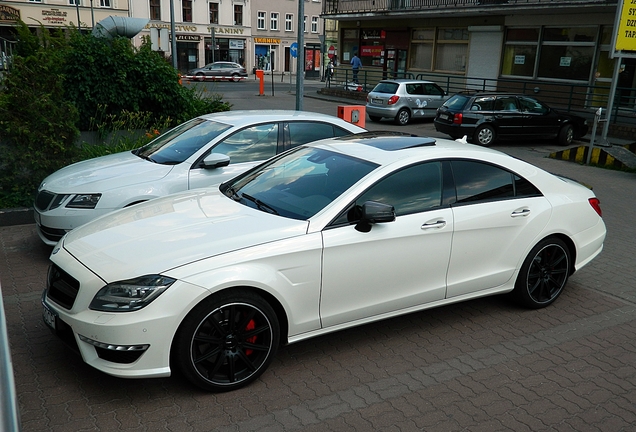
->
[186,61,248,82]
[366,79,449,125]
[34,111,366,246]
[434,92,589,146]
[43,133,605,392]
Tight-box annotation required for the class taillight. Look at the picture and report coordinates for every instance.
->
[589,198,602,217]
[453,113,463,124]
[388,95,400,105]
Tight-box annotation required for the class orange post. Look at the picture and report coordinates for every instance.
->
[255,70,265,96]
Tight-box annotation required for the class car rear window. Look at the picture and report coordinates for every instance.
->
[372,82,399,94]
[442,94,470,110]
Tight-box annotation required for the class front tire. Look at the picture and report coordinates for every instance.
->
[558,124,574,146]
[174,290,279,392]
[196,72,205,82]
[394,108,411,126]
[512,237,571,309]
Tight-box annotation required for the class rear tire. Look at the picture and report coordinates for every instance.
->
[394,109,411,126]
[512,237,571,309]
[473,125,496,146]
[231,73,240,82]
[173,290,279,392]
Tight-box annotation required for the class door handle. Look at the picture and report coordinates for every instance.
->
[511,208,531,217]
[421,220,446,230]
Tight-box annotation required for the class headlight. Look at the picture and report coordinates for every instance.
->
[90,275,176,312]
[66,193,102,209]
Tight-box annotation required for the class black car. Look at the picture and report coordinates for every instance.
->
[434,92,589,146]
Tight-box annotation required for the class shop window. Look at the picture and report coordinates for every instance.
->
[270,13,279,31]
[182,0,192,22]
[537,45,594,81]
[501,45,537,77]
[257,12,265,30]
[285,14,293,32]
[150,0,161,20]
[234,5,243,26]
[209,3,219,25]
[409,27,468,73]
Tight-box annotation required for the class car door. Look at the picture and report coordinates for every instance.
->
[493,96,525,137]
[445,160,552,298]
[320,162,452,327]
[284,121,356,152]
[188,122,281,189]
[518,96,560,139]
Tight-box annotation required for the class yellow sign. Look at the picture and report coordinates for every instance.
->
[616,0,636,51]
[254,38,281,44]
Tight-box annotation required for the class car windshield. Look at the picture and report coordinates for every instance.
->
[371,82,399,94]
[135,118,232,165]
[222,146,379,220]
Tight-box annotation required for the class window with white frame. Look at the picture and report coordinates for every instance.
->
[100,0,111,6]
[257,11,266,30]
[29,0,43,3]
[234,4,243,26]
[270,12,279,31]
[285,14,293,32]
[311,16,318,33]
[69,0,79,5]
[304,15,307,33]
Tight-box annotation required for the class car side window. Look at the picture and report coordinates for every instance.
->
[519,97,549,114]
[346,162,443,222]
[425,84,444,96]
[212,123,278,163]
[288,122,339,147]
[405,84,420,95]
[495,97,519,112]
[451,160,514,203]
[471,97,495,111]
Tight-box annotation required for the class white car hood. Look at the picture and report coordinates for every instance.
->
[61,189,309,282]
[40,151,173,193]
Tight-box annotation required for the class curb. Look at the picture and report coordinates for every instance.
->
[0,208,34,227]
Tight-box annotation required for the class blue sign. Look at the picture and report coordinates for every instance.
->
[290,42,298,58]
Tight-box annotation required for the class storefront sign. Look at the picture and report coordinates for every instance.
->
[254,38,281,44]
[147,23,198,33]
[362,30,385,40]
[361,45,383,57]
[176,34,201,42]
[0,4,20,22]
[41,9,67,25]
[615,0,636,51]
[229,40,244,49]
[210,27,245,35]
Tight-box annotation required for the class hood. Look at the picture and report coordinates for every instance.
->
[61,189,308,281]
[40,152,173,193]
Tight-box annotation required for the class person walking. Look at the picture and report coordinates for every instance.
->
[350,52,362,83]
[326,60,334,86]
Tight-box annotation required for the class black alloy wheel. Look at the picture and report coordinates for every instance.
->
[174,290,279,392]
[558,124,574,146]
[513,237,571,308]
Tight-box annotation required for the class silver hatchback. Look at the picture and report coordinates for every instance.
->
[366,79,449,125]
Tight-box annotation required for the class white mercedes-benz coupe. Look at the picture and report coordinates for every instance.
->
[34,110,366,245]
[42,133,606,392]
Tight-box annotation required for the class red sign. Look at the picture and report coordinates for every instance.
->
[328,45,335,59]
[360,46,383,57]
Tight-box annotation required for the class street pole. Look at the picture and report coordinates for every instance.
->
[75,0,81,31]
[295,0,304,111]
[211,27,216,63]
[170,0,177,69]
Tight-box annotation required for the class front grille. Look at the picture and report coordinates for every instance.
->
[35,190,55,211]
[38,225,67,243]
[47,264,80,310]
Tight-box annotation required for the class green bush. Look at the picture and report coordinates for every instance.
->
[0,22,231,209]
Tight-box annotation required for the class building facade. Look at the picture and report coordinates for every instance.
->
[322,0,634,108]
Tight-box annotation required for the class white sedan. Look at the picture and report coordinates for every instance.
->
[42,133,606,392]
[33,110,366,245]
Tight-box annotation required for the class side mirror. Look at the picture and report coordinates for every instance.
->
[355,201,395,232]
[201,153,230,169]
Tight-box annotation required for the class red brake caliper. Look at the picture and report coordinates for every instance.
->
[245,319,256,356]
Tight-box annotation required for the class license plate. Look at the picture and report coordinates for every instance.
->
[372,98,383,104]
[440,114,450,121]
[43,302,56,330]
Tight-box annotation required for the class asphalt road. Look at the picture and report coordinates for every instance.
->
[1,79,635,431]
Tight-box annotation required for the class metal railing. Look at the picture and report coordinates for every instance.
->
[325,66,636,127]
[323,0,616,14]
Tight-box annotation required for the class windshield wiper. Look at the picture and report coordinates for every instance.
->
[225,187,241,201]
[241,193,279,215]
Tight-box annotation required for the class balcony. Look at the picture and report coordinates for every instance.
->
[322,0,617,17]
